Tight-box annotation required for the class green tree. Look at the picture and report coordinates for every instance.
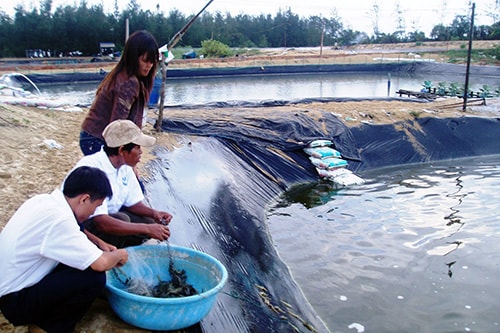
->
[0,3,498,59]
[305,16,327,47]
[252,14,275,47]
[407,30,426,43]
[489,21,500,39]
[430,24,450,41]
[449,15,470,40]
[0,11,14,57]
[12,6,41,56]
[156,9,187,47]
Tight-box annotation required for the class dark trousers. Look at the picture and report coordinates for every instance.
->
[0,264,105,333]
[83,209,156,248]
[79,131,104,156]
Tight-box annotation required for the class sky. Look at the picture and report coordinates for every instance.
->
[1,0,498,36]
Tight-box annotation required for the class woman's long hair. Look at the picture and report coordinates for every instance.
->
[98,30,159,100]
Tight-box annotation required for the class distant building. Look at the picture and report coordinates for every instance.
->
[99,42,115,56]
[25,49,50,58]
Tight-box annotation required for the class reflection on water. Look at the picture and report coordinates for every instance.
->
[38,71,494,106]
[267,155,500,332]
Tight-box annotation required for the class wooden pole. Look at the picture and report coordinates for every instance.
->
[155,0,214,131]
[155,57,167,132]
[462,2,475,111]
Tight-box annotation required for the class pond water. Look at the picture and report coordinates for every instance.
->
[267,155,500,333]
[39,71,494,106]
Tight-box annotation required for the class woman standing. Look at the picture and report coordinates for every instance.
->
[80,30,159,155]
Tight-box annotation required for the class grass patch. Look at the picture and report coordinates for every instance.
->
[444,46,500,66]
[409,111,422,118]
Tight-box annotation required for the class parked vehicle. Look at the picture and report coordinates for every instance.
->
[182,50,196,59]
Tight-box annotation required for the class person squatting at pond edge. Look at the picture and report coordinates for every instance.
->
[70,119,172,249]
[79,30,159,156]
[0,166,128,333]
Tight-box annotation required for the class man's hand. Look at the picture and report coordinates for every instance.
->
[92,248,128,271]
[126,202,173,225]
[113,248,128,267]
[153,210,173,225]
[146,223,171,241]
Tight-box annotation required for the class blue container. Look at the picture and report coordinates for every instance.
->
[148,78,162,107]
[106,244,228,331]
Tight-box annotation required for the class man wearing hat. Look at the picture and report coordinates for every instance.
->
[69,119,172,248]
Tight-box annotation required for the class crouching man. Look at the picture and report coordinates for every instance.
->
[71,119,172,248]
[0,166,128,333]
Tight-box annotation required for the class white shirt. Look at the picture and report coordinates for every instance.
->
[0,189,103,297]
[72,149,144,216]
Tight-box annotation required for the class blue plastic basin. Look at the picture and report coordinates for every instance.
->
[106,244,228,330]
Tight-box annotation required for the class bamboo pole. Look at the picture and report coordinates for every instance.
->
[155,0,214,131]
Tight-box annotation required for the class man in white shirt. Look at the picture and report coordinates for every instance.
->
[0,166,128,332]
[72,119,172,248]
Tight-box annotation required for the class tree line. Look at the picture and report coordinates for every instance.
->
[0,0,499,58]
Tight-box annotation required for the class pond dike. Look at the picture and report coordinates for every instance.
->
[139,105,500,333]
[24,61,500,85]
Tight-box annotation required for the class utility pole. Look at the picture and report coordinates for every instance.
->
[320,21,325,57]
[125,18,129,42]
[463,2,475,111]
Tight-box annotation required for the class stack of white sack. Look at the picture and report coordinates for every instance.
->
[304,139,365,187]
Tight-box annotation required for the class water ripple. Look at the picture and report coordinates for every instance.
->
[268,155,500,332]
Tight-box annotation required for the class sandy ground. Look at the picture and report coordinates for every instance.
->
[0,41,499,330]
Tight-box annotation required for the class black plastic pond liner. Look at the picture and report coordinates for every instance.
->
[26,72,107,85]
[145,138,332,333]
[162,106,500,183]
[152,108,499,333]
[348,116,500,171]
[162,110,361,189]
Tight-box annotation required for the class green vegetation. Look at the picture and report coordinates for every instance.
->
[0,107,29,126]
[409,111,422,118]
[420,80,500,97]
[0,2,498,58]
[445,45,500,65]
[200,39,233,58]
[422,80,433,92]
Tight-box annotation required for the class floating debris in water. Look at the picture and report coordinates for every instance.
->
[348,323,365,332]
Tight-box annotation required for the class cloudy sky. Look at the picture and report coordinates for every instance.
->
[1,0,498,35]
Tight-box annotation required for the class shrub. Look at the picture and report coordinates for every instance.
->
[200,39,233,58]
